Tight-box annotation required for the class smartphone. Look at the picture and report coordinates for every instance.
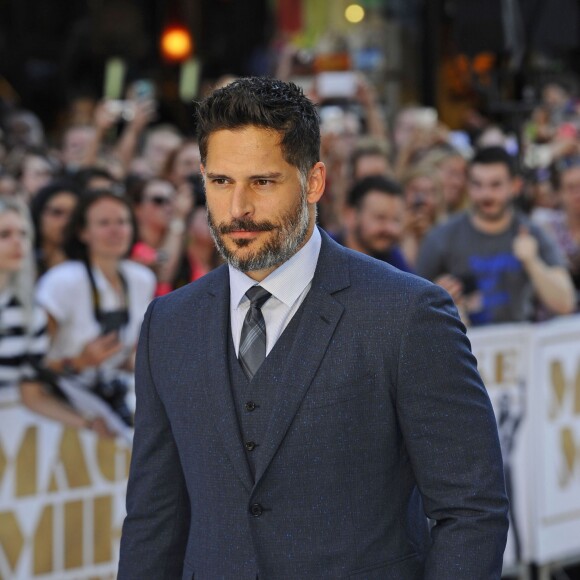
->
[104,99,135,121]
[317,72,357,100]
[132,79,156,101]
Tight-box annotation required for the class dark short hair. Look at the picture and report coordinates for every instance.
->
[469,146,516,176]
[350,137,390,176]
[347,175,403,209]
[72,166,116,191]
[63,189,138,261]
[195,77,320,177]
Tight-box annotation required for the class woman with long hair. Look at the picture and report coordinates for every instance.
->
[34,189,155,440]
[0,197,48,393]
[30,179,83,277]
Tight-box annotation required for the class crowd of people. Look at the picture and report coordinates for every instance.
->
[0,71,579,438]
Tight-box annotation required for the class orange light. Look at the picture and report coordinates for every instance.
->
[161,25,193,63]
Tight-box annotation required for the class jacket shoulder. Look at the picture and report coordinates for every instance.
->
[153,264,227,311]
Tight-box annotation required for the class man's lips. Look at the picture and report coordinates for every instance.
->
[228,230,264,239]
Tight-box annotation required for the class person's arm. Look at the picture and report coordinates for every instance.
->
[156,183,193,290]
[355,74,388,141]
[113,98,156,173]
[78,100,120,168]
[19,381,114,437]
[513,225,575,315]
[397,283,509,578]
[42,313,123,374]
[21,308,120,437]
[118,300,190,579]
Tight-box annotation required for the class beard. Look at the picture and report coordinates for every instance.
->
[207,187,311,273]
[473,200,512,222]
[354,224,395,258]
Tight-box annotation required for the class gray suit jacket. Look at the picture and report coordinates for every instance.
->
[119,228,508,579]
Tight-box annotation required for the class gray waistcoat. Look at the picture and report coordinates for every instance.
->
[228,302,306,480]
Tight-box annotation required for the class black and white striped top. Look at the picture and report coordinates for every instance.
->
[0,290,49,388]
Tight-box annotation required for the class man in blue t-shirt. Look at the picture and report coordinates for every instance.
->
[417,146,574,325]
[338,174,413,272]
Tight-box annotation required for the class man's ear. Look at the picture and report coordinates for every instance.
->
[306,162,326,204]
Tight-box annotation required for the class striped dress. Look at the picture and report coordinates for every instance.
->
[0,289,49,389]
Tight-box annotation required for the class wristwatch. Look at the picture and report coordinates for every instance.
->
[62,358,79,375]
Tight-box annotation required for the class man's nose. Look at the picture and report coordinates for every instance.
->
[230,184,253,219]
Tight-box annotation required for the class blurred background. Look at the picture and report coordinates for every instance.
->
[1,1,580,579]
[0,0,578,142]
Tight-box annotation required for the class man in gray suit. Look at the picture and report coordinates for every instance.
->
[119,77,508,579]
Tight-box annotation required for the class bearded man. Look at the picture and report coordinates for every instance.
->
[118,78,508,579]
[417,146,574,325]
[340,174,412,272]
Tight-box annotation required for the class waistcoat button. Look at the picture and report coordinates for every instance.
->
[250,503,263,517]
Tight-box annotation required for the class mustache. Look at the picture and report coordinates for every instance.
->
[216,218,276,234]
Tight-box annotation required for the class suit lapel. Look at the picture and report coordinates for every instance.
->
[200,267,254,493]
[253,231,350,486]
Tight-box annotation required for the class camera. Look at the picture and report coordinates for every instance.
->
[104,99,136,121]
[100,309,129,335]
[93,376,133,427]
[317,71,358,100]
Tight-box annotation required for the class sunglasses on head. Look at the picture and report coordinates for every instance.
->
[145,195,172,206]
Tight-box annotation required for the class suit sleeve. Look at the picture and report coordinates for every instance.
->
[118,299,190,579]
[396,283,509,579]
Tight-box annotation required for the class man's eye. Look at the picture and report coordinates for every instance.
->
[212,178,228,185]
[256,179,272,186]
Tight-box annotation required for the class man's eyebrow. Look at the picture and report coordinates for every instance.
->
[249,172,283,180]
[205,172,230,180]
[205,171,284,180]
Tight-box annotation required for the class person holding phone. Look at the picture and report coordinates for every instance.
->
[35,189,155,438]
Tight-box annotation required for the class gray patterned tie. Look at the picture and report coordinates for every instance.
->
[239,286,272,380]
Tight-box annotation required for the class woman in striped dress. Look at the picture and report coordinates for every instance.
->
[0,197,48,391]
[0,196,104,435]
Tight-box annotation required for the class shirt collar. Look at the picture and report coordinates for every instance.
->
[229,226,322,309]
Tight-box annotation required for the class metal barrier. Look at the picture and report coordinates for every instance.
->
[470,315,580,578]
[0,388,129,579]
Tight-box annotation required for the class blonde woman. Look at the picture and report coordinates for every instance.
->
[0,197,48,392]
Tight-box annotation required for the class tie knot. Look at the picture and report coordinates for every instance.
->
[245,285,271,309]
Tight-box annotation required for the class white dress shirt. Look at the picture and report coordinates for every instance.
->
[229,227,322,356]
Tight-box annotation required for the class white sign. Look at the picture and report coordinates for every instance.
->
[529,317,580,564]
[0,388,129,579]
[469,323,532,569]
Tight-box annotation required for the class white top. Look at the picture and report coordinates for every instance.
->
[229,227,322,356]
[36,260,155,384]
